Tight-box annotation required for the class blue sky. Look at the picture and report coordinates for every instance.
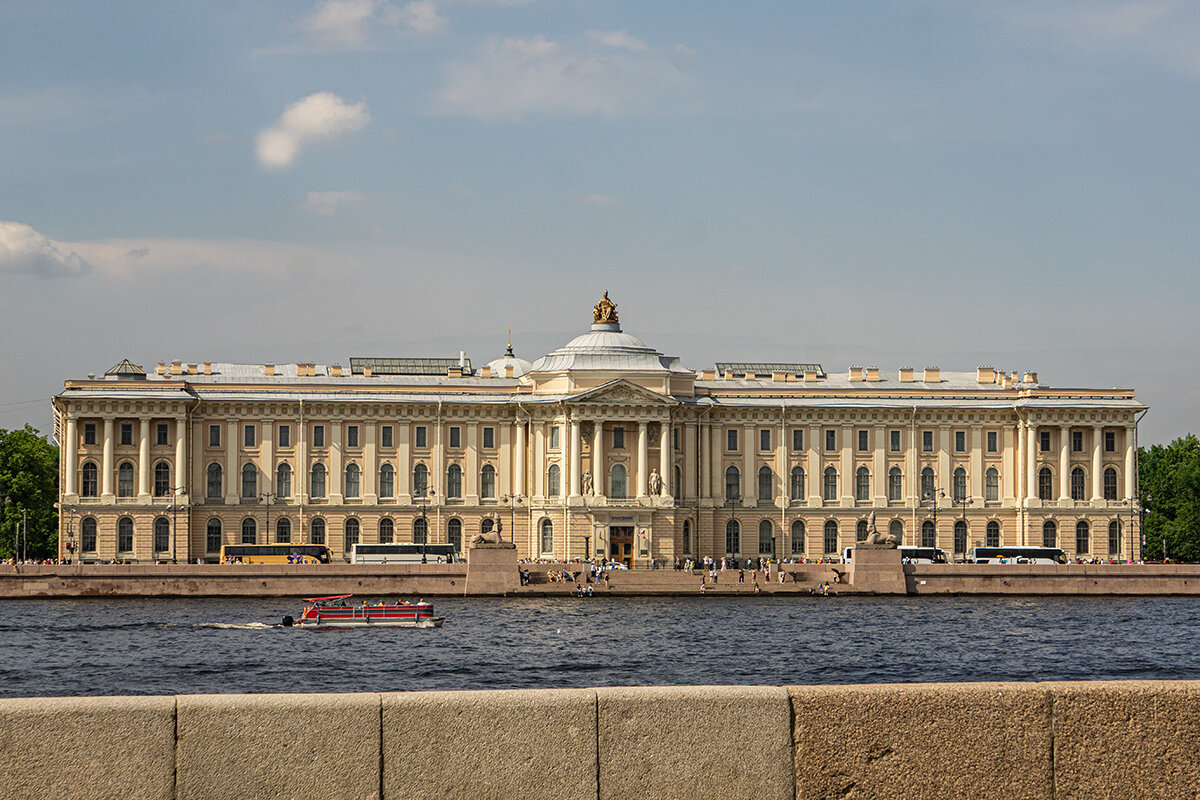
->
[2,0,1198,444]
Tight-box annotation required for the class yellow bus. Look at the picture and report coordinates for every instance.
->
[219,544,332,564]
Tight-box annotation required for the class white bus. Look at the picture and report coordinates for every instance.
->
[843,546,949,564]
[350,543,460,564]
[967,546,1067,565]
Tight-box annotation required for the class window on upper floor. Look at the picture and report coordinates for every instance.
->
[347,425,359,448]
[922,430,933,452]
[725,466,740,502]
[760,429,771,451]
[727,428,739,452]
[81,462,98,497]
[83,423,96,445]
[449,426,461,449]
[987,431,998,453]
[986,468,999,502]
[154,462,171,497]
[550,427,561,449]
[209,425,221,447]
[206,463,222,498]
[413,463,428,497]
[1038,467,1053,500]
[953,467,967,502]
[792,429,804,451]
[481,464,496,499]
[483,427,495,449]
[446,464,463,498]
[822,466,837,501]
[378,464,394,498]
[156,423,169,446]
[120,423,133,446]
[313,425,325,448]
[1039,430,1051,452]
[244,425,256,448]
[855,466,870,501]
[1072,430,1083,452]
[888,467,903,502]
[858,430,869,452]
[1104,431,1116,453]
[954,431,966,453]
[825,429,836,452]
[415,426,427,448]
[381,426,393,448]
[890,430,901,453]
[1071,467,1085,501]
[279,425,291,448]
[345,463,360,498]
[673,427,680,451]
[1104,468,1118,501]
[117,462,134,497]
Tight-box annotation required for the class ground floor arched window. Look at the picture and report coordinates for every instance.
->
[311,518,326,545]
[758,520,773,555]
[540,519,554,555]
[953,520,967,555]
[1042,520,1057,548]
[790,520,805,554]
[153,517,170,553]
[448,518,462,552]
[276,518,292,543]
[81,517,98,552]
[344,518,360,553]
[986,520,1000,548]
[1075,521,1089,555]
[413,517,428,544]
[888,519,903,543]
[241,517,256,545]
[725,520,740,554]
[682,520,691,554]
[1108,520,1121,555]
[823,520,838,554]
[378,518,394,544]
[206,518,222,553]
[921,520,936,548]
[856,519,868,542]
[118,517,134,552]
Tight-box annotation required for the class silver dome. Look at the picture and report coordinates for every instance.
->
[530,322,688,373]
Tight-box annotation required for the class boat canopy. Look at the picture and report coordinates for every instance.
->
[303,595,354,602]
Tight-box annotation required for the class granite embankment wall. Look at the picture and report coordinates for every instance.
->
[3,681,1197,800]
[905,562,1200,595]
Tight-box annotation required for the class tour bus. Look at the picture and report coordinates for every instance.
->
[219,544,332,564]
[968,546,1068,565]
[842,546,950,564]
[350,543,460,564]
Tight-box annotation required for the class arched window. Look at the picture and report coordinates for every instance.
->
[81,517,98,552]
[1075,520,1089,555]
[725,520,740,554]
[276,463,292,498]
[611,464,627,499]
[790,467,805,500]
[920,467,935,501]
[241,463,258,498]
[1104,468,1118,501]
[855,467,870,502]
[888,467,902,502]
[448,518,462,552]
[205,518,221,553]
[345,463,360,498]
[117,517,134,552]
[548,464,562,497]
[153,517,170,552]
[480,464,496,499]
[310,463,326,499]
[118,462,134,497]
[413,516,428,544]
[540,519,554,554]
[413,463,429,497]
[822,467,837,501]
[725,466,741,502]
[1038,468,1053,500]
[446,464,463,498]
[206,463,222,499]
[378,464,395,498]
[276,517,291,543]
[986,520,1000,548]
[985,468,999,502]
[81,462,99,497]
[154,462,171,497]
[790,520,805,554]
[241,517,257,545]
[952,467,967,502]
[758,466,773,502]
[379,518,394,544]
[889,519,904,543]
[758,519,774,554]
[682,520,691,554]
[674,465,682,500]
[823,520,838,554]
[921,520,936,548]
[954,519,967,554]
[1108,520,1121,554]
[1071,468,1085,501]
[344,518,360,552]
[856,519,868,542]
[311,518,326,545]
[1042,520,1057,548]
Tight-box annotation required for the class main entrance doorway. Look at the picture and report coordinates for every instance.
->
[609,526,634,568]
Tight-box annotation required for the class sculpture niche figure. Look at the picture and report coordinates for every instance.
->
[648,468,662,496]
[582,470,594,496]
[863,510,901,548]
[593,291,619,324]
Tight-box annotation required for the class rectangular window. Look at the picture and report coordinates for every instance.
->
[673,427,680,451]
[120,423,133,446]
[244,425,256,448]
[727,429,738,452]
[449,426,461,448]
[208,425,220,447]
[922,431,934,452]
[1104,431,1116,453]
[1072,430,1083,452]
[415,426,427,448]
[550,427,561,449]
[1040,430,1051,452]
[760,429,771,451]
[483,427,495,449]
[954,431,966,453]
[890,430,901,453]
[84,423,96,445]
[381,426,393,448]
[156,423,169,446]
[792,429,803,451]
[857,430,868,452]
[987,431,998,453]
[611,427,623,449]
[313,425,325,448]
[279,425,291,448]
[824,430,836,452]
[347,425,359,448]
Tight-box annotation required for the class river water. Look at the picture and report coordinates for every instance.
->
[1,596,1197,697]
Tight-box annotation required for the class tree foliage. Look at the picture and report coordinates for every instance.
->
[0,425,59,560]
[1139,435,1200,562]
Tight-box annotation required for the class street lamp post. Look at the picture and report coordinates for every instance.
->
[166,487,190,564]
[501,494,522,544]
[416,488,435,563]
[260,492,277,545]
[725,492,740,563]
[955,495,973,562]
[921,487,945,550]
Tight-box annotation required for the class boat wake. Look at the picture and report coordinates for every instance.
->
[197,622,275,630]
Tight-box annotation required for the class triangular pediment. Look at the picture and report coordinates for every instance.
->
[565,379,678,406]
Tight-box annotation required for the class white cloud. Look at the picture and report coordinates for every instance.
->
[256,92,371,169]
[0,220,92,278]
[435,32,690,120]
[385,0,447,34]
[300,190,365,215]
[299,0,446,47]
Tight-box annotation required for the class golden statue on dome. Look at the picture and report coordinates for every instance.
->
[593,290,619,324]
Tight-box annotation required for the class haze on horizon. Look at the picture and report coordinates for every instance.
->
[2,0,1197,445]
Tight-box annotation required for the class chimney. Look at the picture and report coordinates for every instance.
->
[505,366,514,378]
[771,371,787,382]
[1023,371,1038,384]
[186,363,197,375]
[899,367,914,383]
[203,362,212,375]
[170,361,182,375]
[479,366,491,378]
[977,366,995,384]
[264,364,275,376]
[923,366,940,383]
[744,371,756,380]
[865,366,880,382]
[448,367,462,377]
[723,370,734,380]
[1001,373,1012,389]
[700,370,716,381]
[803,369,818,382]
[331,364,342,378]
[363,366,373,377]
[156,362,166,375]
[848,366,864,382]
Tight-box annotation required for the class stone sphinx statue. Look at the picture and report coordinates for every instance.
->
[863,510,901,548]
[471,530,504,545]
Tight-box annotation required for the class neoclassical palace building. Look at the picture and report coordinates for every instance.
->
[54,293,1146,564]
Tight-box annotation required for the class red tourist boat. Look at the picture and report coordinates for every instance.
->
[282,595,445,629]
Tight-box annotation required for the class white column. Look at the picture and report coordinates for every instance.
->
[872,424,886,505]
[363,421,376,502]
[659,420,670,497]
[592,421,604,496]
[513,421,525,497]
[1026,425,1037,502]
[807,424,820,505]
[1089,426,1102,502]
[779,423,790,507]
[710,423,723,500]
[499,423,512,496]
[970,426,983,503]
[699,423,710,500]
[224,419,237,504]
[138,419,151,500]
[64,415,78,497]
[637,421,650,498]
[1124,429,1135,500]
[466,423,479,503]
[396,423,410,500]
[569,419,581,497]
[1059,425,1070,501]
[684,422,697,501]
[296,416,308,501]
[1004,425,1017,504]
[173,418,186,499]
[840,424,854,505]
[534,424,545,498]
[261,419,274,497]
[330,421,343,503]
[101,417,115,500]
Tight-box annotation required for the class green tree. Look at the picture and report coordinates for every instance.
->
[1138,434,1200,562]
[0,425,59,560]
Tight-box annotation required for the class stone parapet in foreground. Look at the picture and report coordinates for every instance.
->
[2,681,1198,799]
